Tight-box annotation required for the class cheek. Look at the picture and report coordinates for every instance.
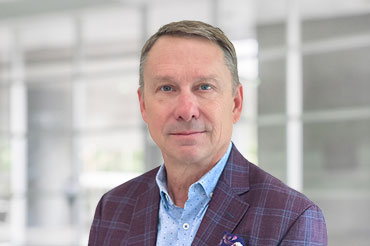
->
[217,104,235,130]
[203,106,229,129]
[146,106,168,130]
[147,120,163,142]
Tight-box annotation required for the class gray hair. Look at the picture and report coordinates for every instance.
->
[139,20,240,93]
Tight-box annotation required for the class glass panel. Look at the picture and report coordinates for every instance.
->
[27,82,72,130]
[302,14,370,43]
[21,17,74,85]
[80,129,144,173]
[149,1,211,34]
[79,129,145,232]
[20,17,74,50]
[0,137,10,242]
[81,56,138,76]
[27,80,73,230]
[0,26,11,84]
[0,88,9,131]
[257,14,370,50]
[82,7,141,51]
[256,22,286,49]
[0,62,9,84]
[258,58,286,114]
[304,120,370,246]
[82,75,141,129]
[258,124,287,183]
[25,60,73,84]
[303,46,370,111]
[27,133,72,226]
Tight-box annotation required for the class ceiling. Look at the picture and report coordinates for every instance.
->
[1,0,370,24]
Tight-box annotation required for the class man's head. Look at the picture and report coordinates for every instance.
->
[138,20,243,167]
[139,20,240,94]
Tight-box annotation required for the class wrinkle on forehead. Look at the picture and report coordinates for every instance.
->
[151,75,221,85]
[145,36,224,66]
[143,36,233,92]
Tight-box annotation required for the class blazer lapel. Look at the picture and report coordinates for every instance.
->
[127,183,160,246]
[192,145,251,245]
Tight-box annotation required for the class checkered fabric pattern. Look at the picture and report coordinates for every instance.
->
[89,144,327,246]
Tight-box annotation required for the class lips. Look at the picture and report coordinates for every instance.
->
[170,130,206,136]
[165,122,208,137]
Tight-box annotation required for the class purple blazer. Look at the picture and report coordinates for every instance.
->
[89,144,327,245]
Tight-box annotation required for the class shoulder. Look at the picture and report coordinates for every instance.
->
[101,167,159,202]
[228,144,316,211]
[248,162,313,208]
[88,167,160,245]
[90,167,159,232]
[247,164,327,244]
[249,162,325,228]
[227,146,327,244]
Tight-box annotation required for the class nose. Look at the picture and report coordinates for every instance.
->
[174,91,200,121]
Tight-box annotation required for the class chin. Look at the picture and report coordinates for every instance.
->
[172,147,204,163]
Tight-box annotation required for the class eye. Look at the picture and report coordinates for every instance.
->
[160,85,173,92]
[199,84,212,90]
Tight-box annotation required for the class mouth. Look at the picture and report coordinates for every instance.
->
[170,130,206,136]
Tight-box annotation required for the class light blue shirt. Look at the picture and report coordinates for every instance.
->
[155,143,232,246]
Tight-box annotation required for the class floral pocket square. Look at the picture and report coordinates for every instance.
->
[218,232,245,246]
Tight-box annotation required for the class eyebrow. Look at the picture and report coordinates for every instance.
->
[194,76,220,84]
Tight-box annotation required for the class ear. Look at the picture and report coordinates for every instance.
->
[232,84,243,123]
[137,88,147,123]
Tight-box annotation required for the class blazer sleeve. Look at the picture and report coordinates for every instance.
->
[279,204,328,246]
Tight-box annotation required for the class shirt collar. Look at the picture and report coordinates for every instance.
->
[156,164,172,207]
[155,142,233,207]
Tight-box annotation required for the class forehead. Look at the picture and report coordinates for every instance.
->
[144,36,228,76]
[148,36,223,61]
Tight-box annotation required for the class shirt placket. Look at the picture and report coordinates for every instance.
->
[176,184,206,246]
[176,191,194,245]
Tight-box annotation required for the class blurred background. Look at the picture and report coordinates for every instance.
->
[0,0,369,245]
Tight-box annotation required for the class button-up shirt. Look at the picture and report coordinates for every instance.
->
[155,143,232,246]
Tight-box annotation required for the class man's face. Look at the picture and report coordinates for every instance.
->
[138,36,243,166]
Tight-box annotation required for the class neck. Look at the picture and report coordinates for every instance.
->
[165,163,209,208]
[162,143,230,208]
[163,154,219,208]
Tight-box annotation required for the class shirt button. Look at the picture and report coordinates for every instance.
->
[183,223,190,230]
[210,192,214,198]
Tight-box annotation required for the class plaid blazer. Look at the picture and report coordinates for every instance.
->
[89,144,327,245]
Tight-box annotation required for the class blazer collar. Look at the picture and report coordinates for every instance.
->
[127,175,160,246]
[219,143,250,195]
[192,144,251,245]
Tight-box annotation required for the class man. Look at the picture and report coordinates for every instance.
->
[89,20,327,246]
